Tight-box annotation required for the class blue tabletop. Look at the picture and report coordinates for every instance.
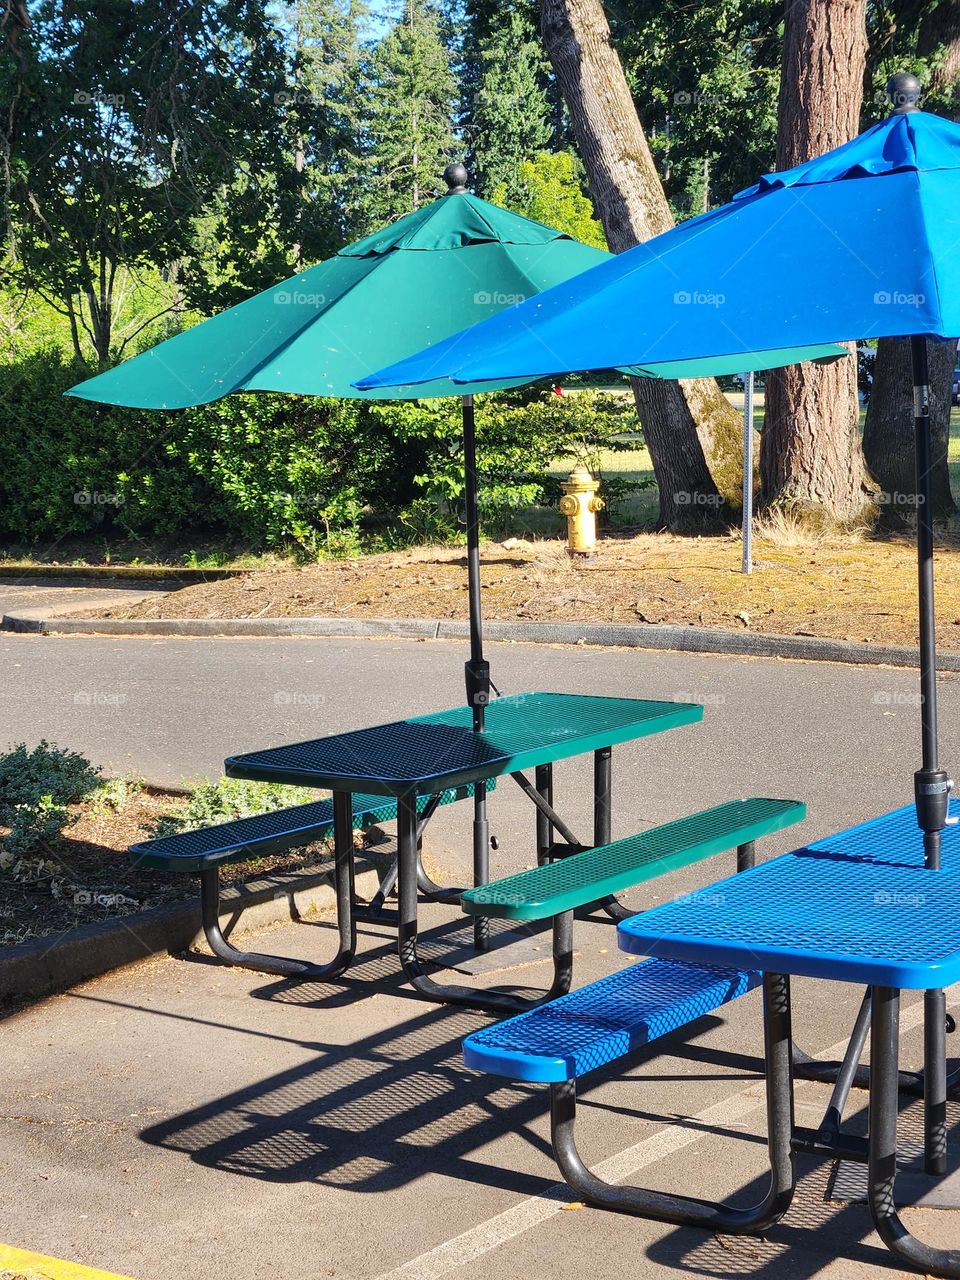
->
[619,803,960,990]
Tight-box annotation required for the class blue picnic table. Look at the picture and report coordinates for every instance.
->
[619,803,960,1277]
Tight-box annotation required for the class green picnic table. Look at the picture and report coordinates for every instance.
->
[225,692,703,1011]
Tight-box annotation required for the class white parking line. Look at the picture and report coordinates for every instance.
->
[376,1000,927,1280]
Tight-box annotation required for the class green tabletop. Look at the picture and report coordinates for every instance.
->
[225,692,703,797]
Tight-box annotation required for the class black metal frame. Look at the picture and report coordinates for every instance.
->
[196,729,610,1004]
[199,791,356,978]
[382,745,772,1011]
[868,985,960,1278]
[548,972,796,1231]
[790,337,958,1172]
[391,784,575,1013]
[379,747,607,1012]
[541,974,959,1276]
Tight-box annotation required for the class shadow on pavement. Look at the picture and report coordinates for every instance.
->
[138,917,753,1197]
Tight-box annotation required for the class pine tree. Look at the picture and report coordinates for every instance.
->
[287,0,368,258]
[468,7,552,201]
[760,0,870,526]
[541,0,744,530]
[361,1,457,227]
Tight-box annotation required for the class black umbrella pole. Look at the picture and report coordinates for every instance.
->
[912,336,951,1178]
[462,395,490,733]
[462,395,491,951]
[911,337,951,869]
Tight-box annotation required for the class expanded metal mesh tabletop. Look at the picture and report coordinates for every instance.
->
[225,692,702,796]
[619,802,960,989]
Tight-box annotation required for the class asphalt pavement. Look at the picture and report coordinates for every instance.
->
[1,630,959,1279]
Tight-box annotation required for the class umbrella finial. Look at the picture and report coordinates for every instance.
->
[443,162,469,194]
[887,72,922,113]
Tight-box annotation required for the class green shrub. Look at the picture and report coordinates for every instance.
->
[146,777,316,838]
[0,348,645,553]
[368,388,643,537]
[89,776,144,816]
[0,350,213,544]
[0,740,102,862]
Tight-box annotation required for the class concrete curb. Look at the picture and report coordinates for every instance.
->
[0,859,381,1008]
[2,614,441,637]
[0,564,245,582]
[2,609,949,671]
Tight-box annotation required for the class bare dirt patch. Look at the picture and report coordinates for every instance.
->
[94,531,960,650]
[0,787,336,948]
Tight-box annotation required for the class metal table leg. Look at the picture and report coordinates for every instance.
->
[395,793,533,1012]
[535,764,554,865]
[200,789,356,979]
[926,986,949,1174]
[395,793,574,1013]
[473,781,490,952]
[549,972,797,1231]
[818,989,872,1141]
[354,792,464,923]
[592,746,631,921]
[868,985,960,1278]
[791,992,926,1094]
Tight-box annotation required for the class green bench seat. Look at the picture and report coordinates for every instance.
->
[460,797,804,1005]
[129,782,485,978]
[461,797,806,922]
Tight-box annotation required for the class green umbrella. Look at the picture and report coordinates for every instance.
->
[67,165,844,728]
[66,167,843,956]
[66,166,611,729]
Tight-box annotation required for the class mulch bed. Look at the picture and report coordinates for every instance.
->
[0,787,339,948]
[93,530,960,650]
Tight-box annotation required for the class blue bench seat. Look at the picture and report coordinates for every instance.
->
[464,958,761,1082]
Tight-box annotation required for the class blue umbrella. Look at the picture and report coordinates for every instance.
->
[358,95,960,387]
[360,78,957,870]
[361,76,960,1195]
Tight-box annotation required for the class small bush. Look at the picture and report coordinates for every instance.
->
[0,740,102,862]
[146,777,317,838]
[0,348,646,554]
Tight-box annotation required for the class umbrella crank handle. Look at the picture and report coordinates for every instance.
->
[465,658,491,718]
[915,770,955,834]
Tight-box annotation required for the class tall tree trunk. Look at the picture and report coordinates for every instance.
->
[864,5,960,520]
[761,0,870,526]
[920,0,960,91]
[540,0,744,531]
[863,339,956,525]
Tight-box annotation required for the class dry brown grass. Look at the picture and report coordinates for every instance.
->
[750,508,868,549]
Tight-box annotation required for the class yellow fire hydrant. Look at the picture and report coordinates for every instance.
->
[559,464,603,557]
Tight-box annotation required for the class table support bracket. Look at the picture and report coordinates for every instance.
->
[510,771,584,850]
[355,793,464,922]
